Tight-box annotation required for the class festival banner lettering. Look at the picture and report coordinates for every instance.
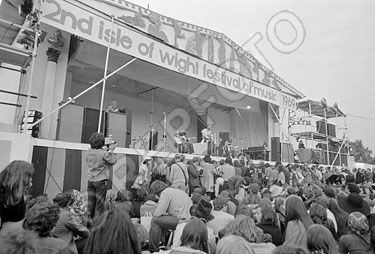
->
[41,0,297,110]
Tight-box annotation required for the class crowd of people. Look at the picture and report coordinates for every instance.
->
[1,132,375,254]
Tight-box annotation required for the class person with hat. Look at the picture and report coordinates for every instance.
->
[337,192,370,216]
[172,198,216,253]
[148,180,192,253]
[339,212,373,254]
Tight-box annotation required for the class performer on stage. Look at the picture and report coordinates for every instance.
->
[201,125,213,143]
[201,125,214,156]
[174,131,193,154]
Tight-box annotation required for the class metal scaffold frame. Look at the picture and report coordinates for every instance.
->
[289,98,349,166]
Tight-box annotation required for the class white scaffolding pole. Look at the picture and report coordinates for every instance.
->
[23,12,41,134]
[98,15,115,133]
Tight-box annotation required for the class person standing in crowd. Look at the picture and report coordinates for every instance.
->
[187,157,202,195]
[86,132,117,219]
[201,155,216,199]
[339,212,373,254]
[53,191,90,254]
[276,165,286,186]
[327,198,348,238]
[169,154,189,192]
[151,157,168,184]
[0,160,34,236]
[306,224,339,254]
[148,180,192,253]
[269,165,279,185]
[283,195,313,249]
[84,205,141,254]
[133,158,152,190]
[233,160,243,176]
[23,197,70,254]
[220,157,235,182]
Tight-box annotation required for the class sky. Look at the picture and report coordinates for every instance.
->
[130,0,375,152]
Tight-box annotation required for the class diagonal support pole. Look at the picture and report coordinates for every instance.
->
[29,58,137,128]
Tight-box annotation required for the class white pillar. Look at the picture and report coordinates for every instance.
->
[40,47,60,139]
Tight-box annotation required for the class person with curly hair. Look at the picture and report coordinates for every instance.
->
[309,203,337,239]
[53,191,90,254]
[23,197,70,254]
[0,160,34,235]
[86,132,117,219]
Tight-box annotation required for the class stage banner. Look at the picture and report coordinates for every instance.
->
[40,0,297,110]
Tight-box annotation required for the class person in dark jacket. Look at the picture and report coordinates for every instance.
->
[256,198,283,246]
[187,157,202,195]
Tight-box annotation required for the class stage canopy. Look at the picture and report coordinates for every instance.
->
[297,99,345,119]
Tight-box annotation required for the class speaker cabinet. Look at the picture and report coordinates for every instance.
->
[57,104,84,142]
[107,112,127,147]
[21,110,42,138]
[149,130,158,150]
[81,108,105,144]
[271,137,281,162]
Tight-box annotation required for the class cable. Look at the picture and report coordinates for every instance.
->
[346,114,375,120]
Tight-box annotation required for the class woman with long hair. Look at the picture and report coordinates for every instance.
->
[256,198,283,246]
[307,224,339,254]
[338,212,373,254]
[221,216,276,254]
[84,205,141,254]
[283,195,313,249]
[327,198,348,238]
[0,160,34,234]
[151,157,168,184]
[170,217,208,254]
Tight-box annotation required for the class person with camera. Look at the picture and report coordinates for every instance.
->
[187,157,202,196]
[86,132,117,219]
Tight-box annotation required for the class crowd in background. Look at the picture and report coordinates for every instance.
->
[1,132,375,254]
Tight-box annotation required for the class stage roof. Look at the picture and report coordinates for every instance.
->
[297,99,345,119]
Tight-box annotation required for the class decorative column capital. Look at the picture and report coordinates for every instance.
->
[46,47,61,63]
